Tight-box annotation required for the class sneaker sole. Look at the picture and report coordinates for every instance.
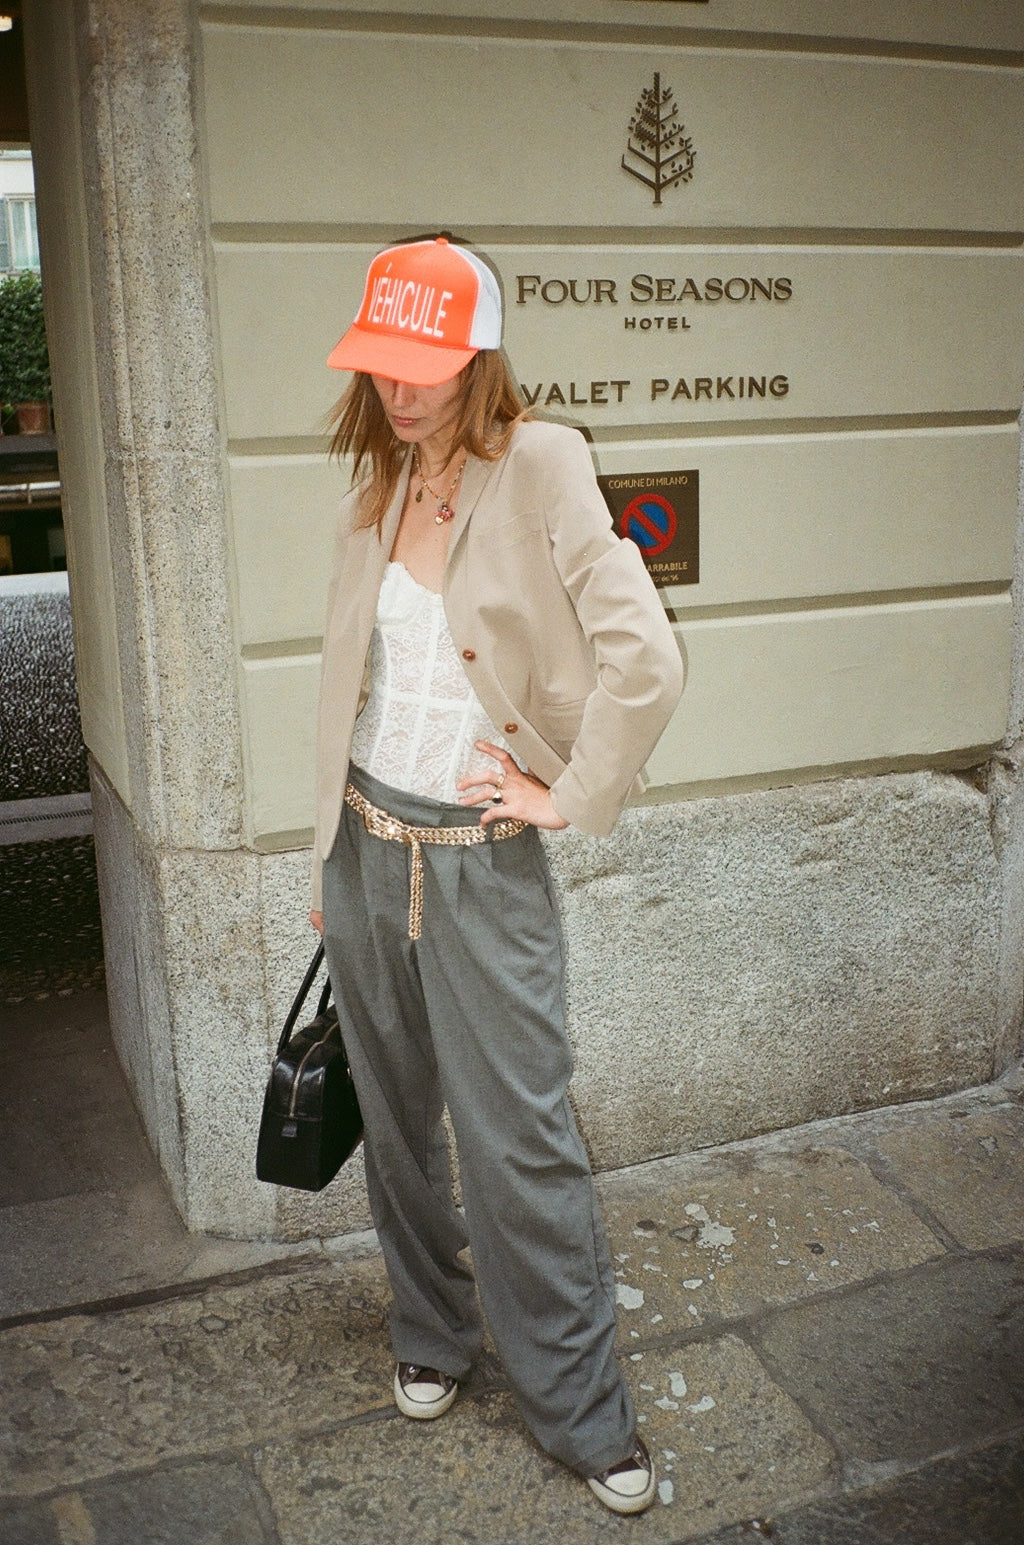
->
[587,1471,658,1515]
[393,1370,458,1420]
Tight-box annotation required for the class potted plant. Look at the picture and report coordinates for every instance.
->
[0,270,52,434]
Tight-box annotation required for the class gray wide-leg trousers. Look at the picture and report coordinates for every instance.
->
[321,764,635,1477]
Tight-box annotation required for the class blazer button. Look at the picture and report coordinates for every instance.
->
[504,721,519,734]
[462,648,476,661]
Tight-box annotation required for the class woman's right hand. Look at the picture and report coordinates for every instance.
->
[456,743,570,830]
[309,910,324,936]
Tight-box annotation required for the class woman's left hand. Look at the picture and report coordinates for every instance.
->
[456,742,569,830]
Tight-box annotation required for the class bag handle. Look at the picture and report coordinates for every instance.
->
[276,942,332,1055]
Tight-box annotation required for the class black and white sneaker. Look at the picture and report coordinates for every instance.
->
[393,1362,458,1420]
[587,1436,657,1514]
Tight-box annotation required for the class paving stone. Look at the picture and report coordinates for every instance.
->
[0,1256,393,1497]
[0,992,313,1321]
[0,1184,317,1322]
[752,1250,1024,1465]
[0,1460,276,1545]
[0,993,159,1207]
[598,1143,943,1338]
[627,1338,834,1530]
[693,1434,1024,1545]
[256,1337,833,1545]
[0,1496,62,1545]
[873,1103,1024,1248]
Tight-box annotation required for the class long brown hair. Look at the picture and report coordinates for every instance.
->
[327,351,530,532]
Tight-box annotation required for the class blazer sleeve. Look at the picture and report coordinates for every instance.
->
[541,428,686,834]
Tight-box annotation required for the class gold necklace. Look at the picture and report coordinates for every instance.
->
[414,448,466,524]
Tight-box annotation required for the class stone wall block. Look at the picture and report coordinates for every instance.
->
[109,448,244,847]
[155,839,374,1239]
[160,841,375,1240]
[257,849,374,1242]
[256,848,323,1032]
[84,0,222,459]
[993,401,1024,1069]
[67,0,244,850]
[151,843,277,1236]
[90,762,187,1211]
[987,743,1024,1070]
[89,775,374,1238]
[546,771,1002,1170]
[1005,404,1024,742]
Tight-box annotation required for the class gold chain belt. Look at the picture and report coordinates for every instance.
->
[344,782,528,941]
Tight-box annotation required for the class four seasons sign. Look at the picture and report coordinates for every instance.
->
[507,71,792,430]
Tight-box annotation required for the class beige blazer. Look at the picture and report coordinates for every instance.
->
[311,419,685,908]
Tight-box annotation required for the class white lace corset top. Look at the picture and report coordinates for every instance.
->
[349,561,511,802]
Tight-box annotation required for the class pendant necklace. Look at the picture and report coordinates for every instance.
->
[414,448,466,524]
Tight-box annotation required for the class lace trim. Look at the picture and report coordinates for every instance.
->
[349,562,511,802]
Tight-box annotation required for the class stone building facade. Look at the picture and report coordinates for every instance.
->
[21,0,1024,1237]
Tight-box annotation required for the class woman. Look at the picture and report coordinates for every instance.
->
[310,236,684,1514]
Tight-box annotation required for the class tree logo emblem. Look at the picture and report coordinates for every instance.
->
[622,73,696,205]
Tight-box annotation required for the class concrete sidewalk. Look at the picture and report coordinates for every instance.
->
[1,992,1023,1544]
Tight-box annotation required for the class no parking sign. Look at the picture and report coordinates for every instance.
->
[597,469,699,588]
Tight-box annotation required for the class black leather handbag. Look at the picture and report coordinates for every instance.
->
[256,943,363,1191]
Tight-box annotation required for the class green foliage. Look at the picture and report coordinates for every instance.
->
[0,270,51,405]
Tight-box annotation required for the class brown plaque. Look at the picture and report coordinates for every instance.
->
[598,469,699,588]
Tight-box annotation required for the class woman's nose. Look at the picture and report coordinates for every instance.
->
[391,381,416,408]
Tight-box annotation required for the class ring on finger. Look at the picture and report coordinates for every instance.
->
[494,770,507,790]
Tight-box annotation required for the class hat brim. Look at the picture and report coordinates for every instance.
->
[327,324,477,386]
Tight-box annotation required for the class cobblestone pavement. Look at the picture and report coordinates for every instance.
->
[0,590,86,804]
[0,586,104,1002]
[0,993,1022,1543]
[0,835,105,1001]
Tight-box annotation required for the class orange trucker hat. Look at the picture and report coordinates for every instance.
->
[328,237,503,386]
